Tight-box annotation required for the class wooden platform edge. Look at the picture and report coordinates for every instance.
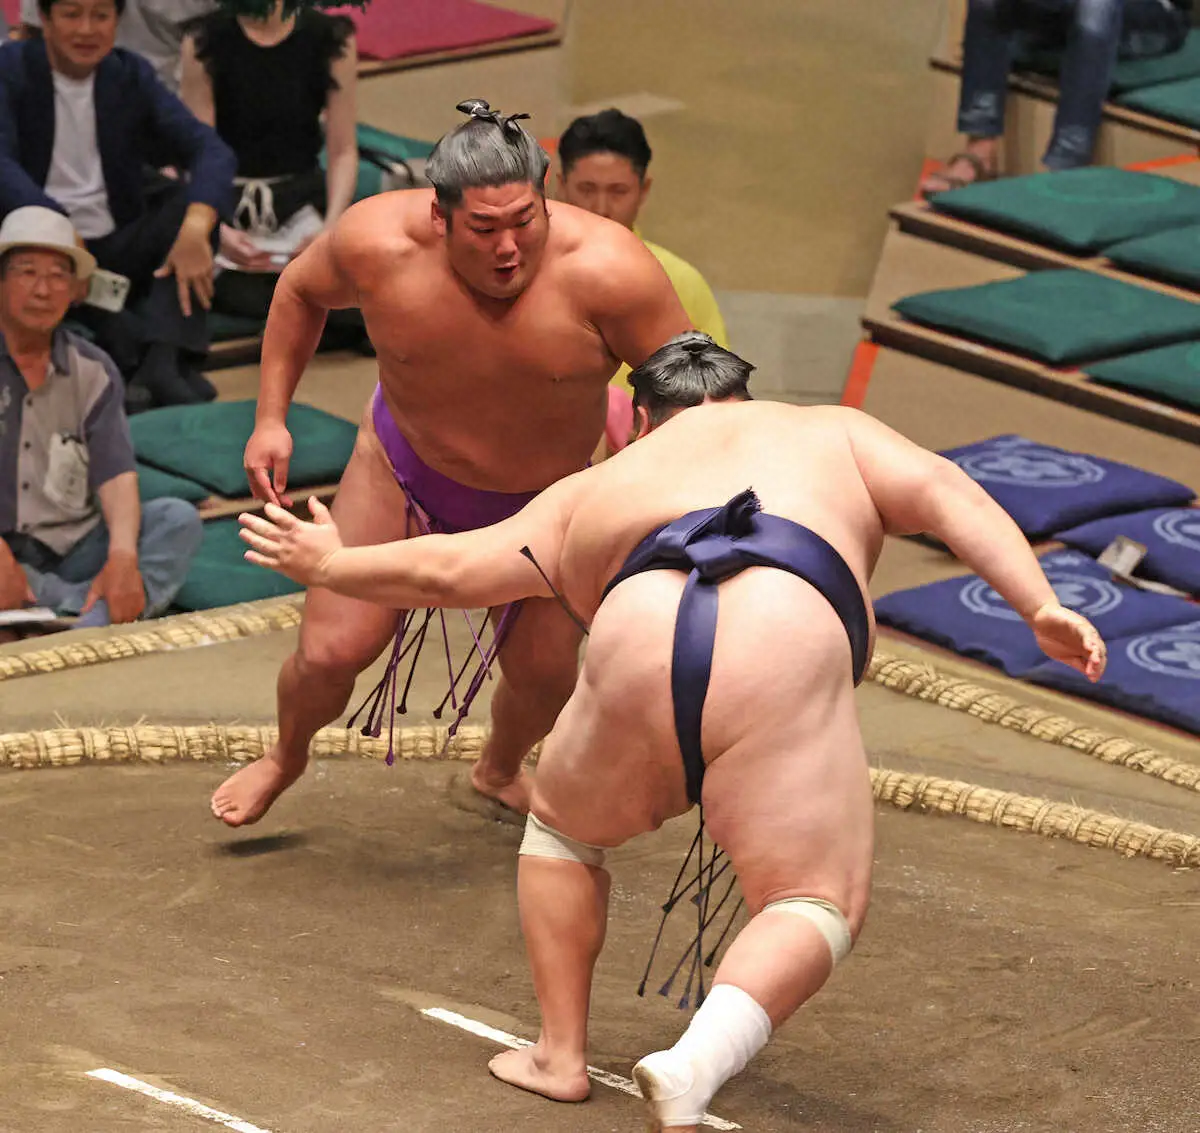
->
[888,201,1200,303]
[204,336,264,371]
[929,54,1200,145]
[195,483,340,523]
[890,201,1092,273]
[861,314,1200,444]
[355,28,562,78]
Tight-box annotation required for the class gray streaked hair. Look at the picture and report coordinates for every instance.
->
[629,332,754,425]
[426,99,550,210]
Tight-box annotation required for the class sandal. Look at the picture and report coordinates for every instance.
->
[920,151,996,198]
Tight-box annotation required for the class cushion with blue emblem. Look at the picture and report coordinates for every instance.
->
[937,435,1195,540]
[875,550,1196,677]
[1027,619,1200,736]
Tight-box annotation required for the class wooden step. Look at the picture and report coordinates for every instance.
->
[862,313,1200,443]
[890,198,1200,302]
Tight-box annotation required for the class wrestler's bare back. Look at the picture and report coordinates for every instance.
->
[532,402,888,891]
[558,401,890,618]
[329,190,675,492]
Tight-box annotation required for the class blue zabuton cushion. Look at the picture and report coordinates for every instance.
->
[1027,619,1200,736]
[939,434,1195,540]
[875,550,1197,677]
[1054,507,1200,596]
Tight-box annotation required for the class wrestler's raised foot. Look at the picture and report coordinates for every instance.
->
[488,1045,590,1102]
[211,747,307,827]
[470,762,532,816]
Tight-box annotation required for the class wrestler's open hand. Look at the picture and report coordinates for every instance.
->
[1030,602,1107,682]
[244,420,294,507]
[239,498,343,587]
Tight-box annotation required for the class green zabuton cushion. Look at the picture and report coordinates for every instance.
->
[928,167,1200,253]
[1110,31,1200,93]
[892,269,1200,365]
[1018,32,1200,94]
[320,124,434,201]
[1106,222,1200,287]
[343,124,435,201]
[1117,76,1200,127]
[135,461,210,504]
[130,400,356,498]
[174,518,302,612]
[1083,341,1200,409]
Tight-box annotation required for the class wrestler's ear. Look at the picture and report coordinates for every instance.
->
[631,404,651,443]
[431,200,449,238]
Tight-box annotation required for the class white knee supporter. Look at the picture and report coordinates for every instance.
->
[762,896,854,965]
[519,812,606,869]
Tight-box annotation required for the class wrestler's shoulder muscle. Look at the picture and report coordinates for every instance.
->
[835,404,922,454]
[551,204,662,298]
[835,405,956,529]
[327,191,426,283]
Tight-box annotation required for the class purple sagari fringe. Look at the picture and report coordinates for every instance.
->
[346,482,522,764]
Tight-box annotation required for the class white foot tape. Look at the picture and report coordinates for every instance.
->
[633,1050,708,1128]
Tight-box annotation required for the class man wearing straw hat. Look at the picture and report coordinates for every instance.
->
[241,333,1107,1132]
[0,206,202,627]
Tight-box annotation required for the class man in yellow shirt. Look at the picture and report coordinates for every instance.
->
[557,109,727,450]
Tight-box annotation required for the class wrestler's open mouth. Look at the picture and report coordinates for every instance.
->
[494,265,519,279]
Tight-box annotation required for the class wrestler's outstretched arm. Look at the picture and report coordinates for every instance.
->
[239,472,586,612]
[844,410,1107,681]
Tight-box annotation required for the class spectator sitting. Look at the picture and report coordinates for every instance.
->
[922,0,1191,193]
[19,0,219,93]
[557,109,726,452]
[0,206,202,628]
[558,108,728,376]
[0,0,236,411]
[179,0,360,326]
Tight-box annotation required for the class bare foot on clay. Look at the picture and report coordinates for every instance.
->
[470,762,532,816]
[488,1046,589,1103]
[211,748,307,827]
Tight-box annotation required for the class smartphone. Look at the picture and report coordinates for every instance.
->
[85,268,132,313]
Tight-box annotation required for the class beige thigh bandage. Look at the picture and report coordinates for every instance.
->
[762,897,853,964]
[519,812,607,869]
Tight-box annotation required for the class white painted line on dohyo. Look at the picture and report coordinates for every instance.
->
[420,1006,741,1131]
[87,1068,274,1133]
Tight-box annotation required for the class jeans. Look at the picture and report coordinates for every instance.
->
[8,497,203,627]
[958,0,1190,169]
[77,179,214,375]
